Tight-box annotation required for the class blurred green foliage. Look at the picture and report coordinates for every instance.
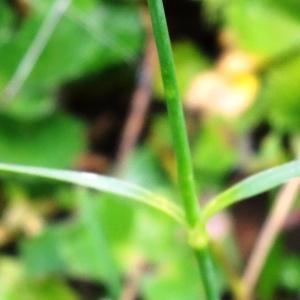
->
[1,0,300,299]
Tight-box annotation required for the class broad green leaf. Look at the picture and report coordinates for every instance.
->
[0,0,142,88]
[265,55,300,132]
[99,147,170,246]
[0,94,55,122]
[192,119,238,191]
[203,160,300,221]
[257,240,284,300]
[141,251,205,300]
[0,113,85,168]
[22,192,121,298]
[280,255,300,292]
[84,193,135,248]
[225,0,300,58]
[22,222,108,280]
[0,0,142,119]
[78,190,121,297]
[21,227,65,276]
[0,257,77,300]
[0,163,185,224]
[203,0,227,20]
[249,133,288,170]
[20,150,183,296]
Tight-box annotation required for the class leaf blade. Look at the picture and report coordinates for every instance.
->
[0,162,185,225]
[203,160,300,221]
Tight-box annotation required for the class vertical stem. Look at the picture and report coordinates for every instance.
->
[147,0,219,299]
[147,0,199,226]
[196,247,220,300]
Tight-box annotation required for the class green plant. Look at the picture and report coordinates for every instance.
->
[147,0,217,298]
[1,0,300,299]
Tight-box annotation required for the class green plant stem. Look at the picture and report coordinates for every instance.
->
[146,0,219,299]
[147,0,199,226]
[196,246,220,300]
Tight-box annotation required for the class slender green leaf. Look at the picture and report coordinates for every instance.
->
[0,163,185,225]
[203,160,300,221]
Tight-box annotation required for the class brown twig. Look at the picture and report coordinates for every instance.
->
[284,209,300,230]
[117,10,156,297]
[120,259,149,300]
[242,179,300,299]
[116,8,157,171]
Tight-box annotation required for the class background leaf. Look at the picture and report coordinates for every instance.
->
[0,113,85,168]
[225,0,300,59]
[0,257,78,300]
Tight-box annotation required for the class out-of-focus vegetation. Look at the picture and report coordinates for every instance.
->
[1,0,300,299]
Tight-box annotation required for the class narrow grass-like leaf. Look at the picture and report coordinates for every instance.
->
[203,160,300,221]
[0,163,185,225]
[3,0,72,101]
